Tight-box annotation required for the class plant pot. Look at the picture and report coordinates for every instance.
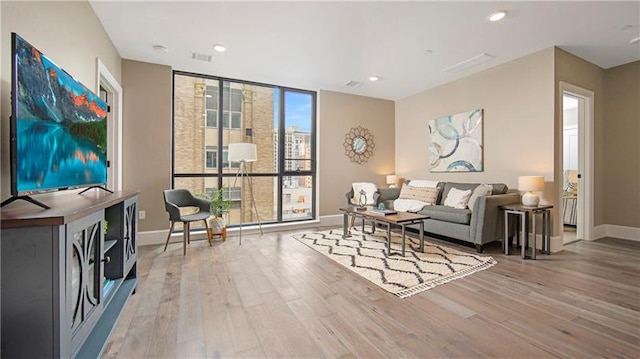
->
[208,216,227,242]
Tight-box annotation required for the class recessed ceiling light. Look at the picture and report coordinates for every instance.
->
[152,45,168,53]
[213,44,226,52]
[369,76,381,82]
[489,11,507,22]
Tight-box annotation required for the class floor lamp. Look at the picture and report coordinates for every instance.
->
[229,143,263,245]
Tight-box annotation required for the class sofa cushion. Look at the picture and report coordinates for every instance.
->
[490,183,509,195]
[418,205,472,225]
[405,179,440,188]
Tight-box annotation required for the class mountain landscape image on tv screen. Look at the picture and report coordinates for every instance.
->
[14,34,108,194]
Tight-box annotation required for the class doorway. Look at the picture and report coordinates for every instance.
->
[97,59,123,191]
[560,82,594,244]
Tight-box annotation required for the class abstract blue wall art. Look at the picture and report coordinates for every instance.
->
[428,109,483,172]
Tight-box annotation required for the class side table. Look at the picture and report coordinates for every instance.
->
[501,204,553,259]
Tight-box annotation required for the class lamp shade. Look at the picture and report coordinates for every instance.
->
[228,143,257,162]
[566,170,578,183]
[386,175,397,185]
[518,176,544,192]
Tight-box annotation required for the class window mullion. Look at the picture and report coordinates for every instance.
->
[217,79,224,189]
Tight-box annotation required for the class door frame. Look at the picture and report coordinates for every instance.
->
[559,81,594,241]
[96,59,123,191]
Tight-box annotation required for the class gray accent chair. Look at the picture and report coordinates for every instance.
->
[344,187,382,207]
[380,181,520,252]
[163,189,212,255]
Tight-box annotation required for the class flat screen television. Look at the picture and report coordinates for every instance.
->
[9,33,108,198]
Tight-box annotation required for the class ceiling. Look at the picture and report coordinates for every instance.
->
[89,1,640,101]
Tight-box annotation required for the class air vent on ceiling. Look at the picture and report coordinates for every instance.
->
[344,80,363,88]
[443,53,495,74]
[190,52,213,62]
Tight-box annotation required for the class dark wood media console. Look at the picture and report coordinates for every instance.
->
[1,189,139,358]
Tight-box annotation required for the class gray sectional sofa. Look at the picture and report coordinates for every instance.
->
[378,181,520,252]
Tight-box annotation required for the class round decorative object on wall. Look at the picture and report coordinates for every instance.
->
[344,125,375,164]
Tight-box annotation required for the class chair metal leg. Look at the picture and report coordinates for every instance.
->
[163,222,175,252]
[183,222,189,256]
[203,219,212,246]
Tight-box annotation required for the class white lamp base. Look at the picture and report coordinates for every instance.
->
[522,192,540,207]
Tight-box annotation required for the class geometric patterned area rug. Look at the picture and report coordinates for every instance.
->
[293,227,497,298]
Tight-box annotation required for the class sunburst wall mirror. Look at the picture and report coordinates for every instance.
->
[344,126,375,164]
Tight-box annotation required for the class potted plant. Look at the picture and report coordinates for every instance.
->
[203,187,232,241]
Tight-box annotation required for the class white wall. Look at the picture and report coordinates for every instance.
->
[395,48,555,206]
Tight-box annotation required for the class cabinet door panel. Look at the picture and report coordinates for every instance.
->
[123,197,138,275]
[67,210,104,352]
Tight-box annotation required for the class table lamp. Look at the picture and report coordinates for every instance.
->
[518,176,544,207]
[386,175,397,188]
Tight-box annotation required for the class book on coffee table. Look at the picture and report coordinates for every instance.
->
[369,208,398,215]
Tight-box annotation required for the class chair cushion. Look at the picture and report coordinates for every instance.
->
[179,206,200,216]
[419,206,472,225]
[181,211,211,222]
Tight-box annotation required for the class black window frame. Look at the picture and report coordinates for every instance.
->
[172,71,317,225]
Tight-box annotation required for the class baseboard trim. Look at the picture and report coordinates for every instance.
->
[549,235,563,253]
[593,224,640,242]
[139,216,344,247]
[319,214,343,227]
[593,225,606,240]
[139,215,592,251]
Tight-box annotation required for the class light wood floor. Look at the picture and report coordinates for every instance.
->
[103,227,640,358]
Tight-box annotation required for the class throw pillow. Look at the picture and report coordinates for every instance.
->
[443,187,473,209]
[351,182,378,205]
[398,184,439,205]
[467,184,492,211]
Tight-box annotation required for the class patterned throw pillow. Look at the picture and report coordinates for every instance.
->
[398,184,439,205]
[351,182,378,205]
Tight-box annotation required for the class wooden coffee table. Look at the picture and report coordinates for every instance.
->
[339,207,429,256]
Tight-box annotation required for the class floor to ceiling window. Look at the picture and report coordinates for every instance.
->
[173,72,316,229]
